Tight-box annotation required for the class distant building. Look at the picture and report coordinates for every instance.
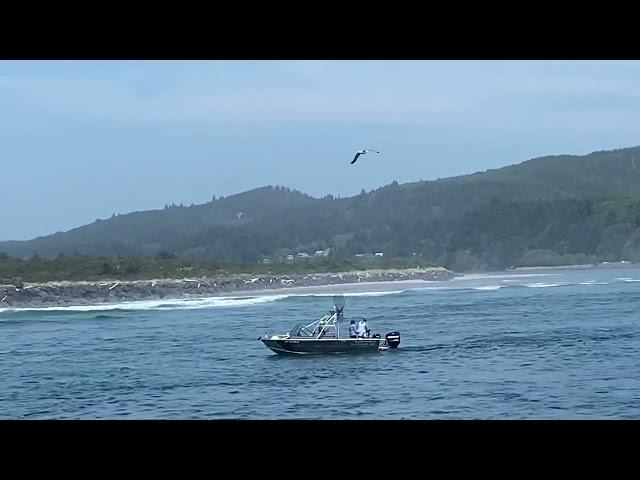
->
[314,250,324,256]
[262,259,272,264]
[286,255,294,260]
[296,252,309,258]
[355,253,374,259]
[375,252,384,257]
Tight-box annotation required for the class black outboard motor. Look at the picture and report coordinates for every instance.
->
[385,331,401,349]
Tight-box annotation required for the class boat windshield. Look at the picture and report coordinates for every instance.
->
[289,324,315,337]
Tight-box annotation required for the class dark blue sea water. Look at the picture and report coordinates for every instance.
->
[2,267,640,419]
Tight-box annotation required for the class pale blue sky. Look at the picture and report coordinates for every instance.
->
[2,60,640,240]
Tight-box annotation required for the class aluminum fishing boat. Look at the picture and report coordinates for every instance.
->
[259,294,400,355]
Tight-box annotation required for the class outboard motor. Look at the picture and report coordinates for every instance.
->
[385,331,401,349]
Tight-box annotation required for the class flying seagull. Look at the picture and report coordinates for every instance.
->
[351,149,381,164]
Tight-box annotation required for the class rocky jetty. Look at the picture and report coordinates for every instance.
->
[0,267,457,309]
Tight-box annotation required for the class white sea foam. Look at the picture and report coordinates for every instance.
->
[473,285,503,291]
[0,294,290,314]
[524,282,566,288]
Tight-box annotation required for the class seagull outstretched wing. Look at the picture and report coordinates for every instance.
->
[351,152,362,164]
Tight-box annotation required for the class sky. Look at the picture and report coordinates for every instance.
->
[2,60,640,240]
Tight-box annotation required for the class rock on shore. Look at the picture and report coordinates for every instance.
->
[0,267,457,309]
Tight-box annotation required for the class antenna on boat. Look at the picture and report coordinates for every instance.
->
[332,294,345,338]
[333,294,345,317]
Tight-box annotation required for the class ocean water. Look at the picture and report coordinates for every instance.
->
[2,266,640,419]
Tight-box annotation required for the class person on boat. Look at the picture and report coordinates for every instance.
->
[349,320,358,338]
[357,318,371,338]
[317,319,328,337]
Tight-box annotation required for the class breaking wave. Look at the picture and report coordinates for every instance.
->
[0,289,410,315]
[0,294,291,315]
[523,282,567,288]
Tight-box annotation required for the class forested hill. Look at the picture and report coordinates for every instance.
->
[4,146,640,271]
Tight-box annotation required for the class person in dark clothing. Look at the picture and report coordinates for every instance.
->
[348,320,358,338]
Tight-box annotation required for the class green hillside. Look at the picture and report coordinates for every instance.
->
[3,146,640,271]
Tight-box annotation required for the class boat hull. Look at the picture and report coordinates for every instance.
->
[261,337,381,355]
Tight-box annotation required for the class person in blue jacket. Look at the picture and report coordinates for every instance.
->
[349,320,358,338]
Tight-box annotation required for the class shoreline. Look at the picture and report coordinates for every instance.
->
[3,261,637,310]
[513,261,637,271]
[0,267,458,309]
